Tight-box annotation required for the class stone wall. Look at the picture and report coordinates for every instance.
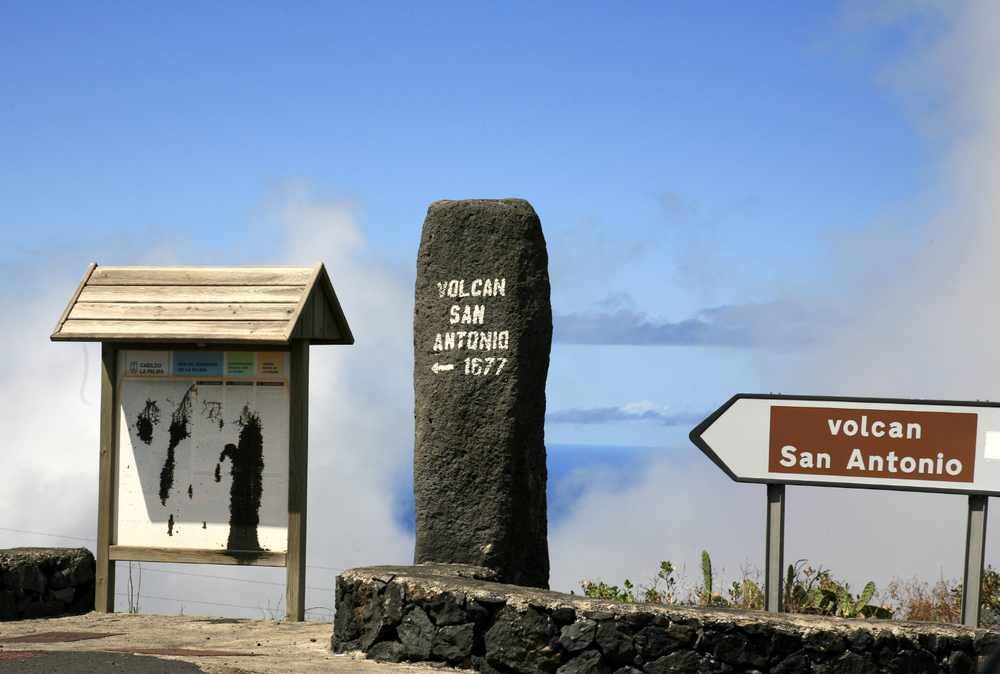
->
[333,564,999,674]
[0,547,96,620]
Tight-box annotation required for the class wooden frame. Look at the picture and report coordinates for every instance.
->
[96,342,117,613]
[98,342,309,619]
[287,339,309,621]
[56,265,352,622]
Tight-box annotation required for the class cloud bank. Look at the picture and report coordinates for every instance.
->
[553,0,1000,597]
[553,300,814,349]
[796,0,1000,402]
[547,402,705,427]
[0,180,417,617]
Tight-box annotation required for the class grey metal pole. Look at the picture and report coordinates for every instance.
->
[962,494,988,627]
[765,483,785,612]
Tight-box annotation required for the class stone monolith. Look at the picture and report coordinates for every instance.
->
[413,198,551,589]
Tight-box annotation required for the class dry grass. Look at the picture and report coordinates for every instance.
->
[885,576,962,623]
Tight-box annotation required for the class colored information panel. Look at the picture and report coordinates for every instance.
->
[115,351,290,553]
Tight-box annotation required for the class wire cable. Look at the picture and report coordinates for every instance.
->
[129,565,334,592]
[2,526,346,578]
[0,526,96,543]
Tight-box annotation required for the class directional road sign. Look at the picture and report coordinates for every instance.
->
[690,394,1000,495]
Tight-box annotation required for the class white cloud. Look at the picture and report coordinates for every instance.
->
[548,455,763,596]
[547,451,982,605]
[553,300,813,349]
[795,0,1000,403]
[0,181,416,617]
[550,1,1000,603]
[623,400,668,414]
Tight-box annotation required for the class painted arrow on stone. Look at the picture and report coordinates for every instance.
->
[689,393,1000,495]
[431,362,455,374]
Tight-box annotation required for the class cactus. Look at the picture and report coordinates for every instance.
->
[701,550,713,598]
[743,579,763,608]
[699,551,731,606]
[789,567,891,618]
[857,581,876,607]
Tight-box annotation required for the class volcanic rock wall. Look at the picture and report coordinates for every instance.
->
[0,547,96,620]
[333,564,996,674]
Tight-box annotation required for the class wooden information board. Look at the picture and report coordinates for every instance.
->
[52,263,353,620]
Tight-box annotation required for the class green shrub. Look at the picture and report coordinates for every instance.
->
[782,560,892,619]
[579,551,891,619]
[580,555,1000,625]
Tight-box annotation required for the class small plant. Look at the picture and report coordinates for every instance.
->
[729,577,764,610]
[782,561,892,619]
[257,594,285,620]
[126,561,142,614]
[981,566,1000,627]
[580,553,891,619]
[641,561,681,604]
[580,561,684,604]
[808,579,887,618]
[579,579,638,602]
[697,551,732,607]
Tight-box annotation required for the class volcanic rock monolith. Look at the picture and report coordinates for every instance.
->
[413,198,551,589]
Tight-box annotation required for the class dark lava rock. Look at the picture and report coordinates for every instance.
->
[399,606,436,661]
[368,640,405,662]
[595,620,636,666]
[413,198,552,589]
[561,620,598,652]
[485,605,560,674]
[642,650,702,674]
[433,622,476,662]
[558,648,610,674]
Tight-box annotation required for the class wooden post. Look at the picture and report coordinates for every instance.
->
[96,343,117,613]
[286,339,309,621]
[764,483,785,612]
[962,494,988,627]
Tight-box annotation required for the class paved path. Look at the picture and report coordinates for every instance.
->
[0,612,439,674]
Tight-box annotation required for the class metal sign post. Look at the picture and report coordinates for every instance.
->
[764,484,784,612]
[691,393,1000,624]
[963,495,989,627]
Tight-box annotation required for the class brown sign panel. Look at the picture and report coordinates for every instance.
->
[768,406,978,484]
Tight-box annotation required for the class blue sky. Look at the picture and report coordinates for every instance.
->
[4,1,1000,618]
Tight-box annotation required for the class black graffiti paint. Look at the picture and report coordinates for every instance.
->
[188,484,193,499]
[135,399,161,445]
[218,405,265,551]
[214,464,221,482]
[167,513,174,536]
[202,400,224,430]
[159,385,194,506]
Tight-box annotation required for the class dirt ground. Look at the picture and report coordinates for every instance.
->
[0,612,444,674]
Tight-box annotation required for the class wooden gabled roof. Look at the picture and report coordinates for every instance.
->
[51,263,354,345]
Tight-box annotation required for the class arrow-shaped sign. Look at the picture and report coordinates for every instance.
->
[431,362,455,374]
[690,394,1000,495]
